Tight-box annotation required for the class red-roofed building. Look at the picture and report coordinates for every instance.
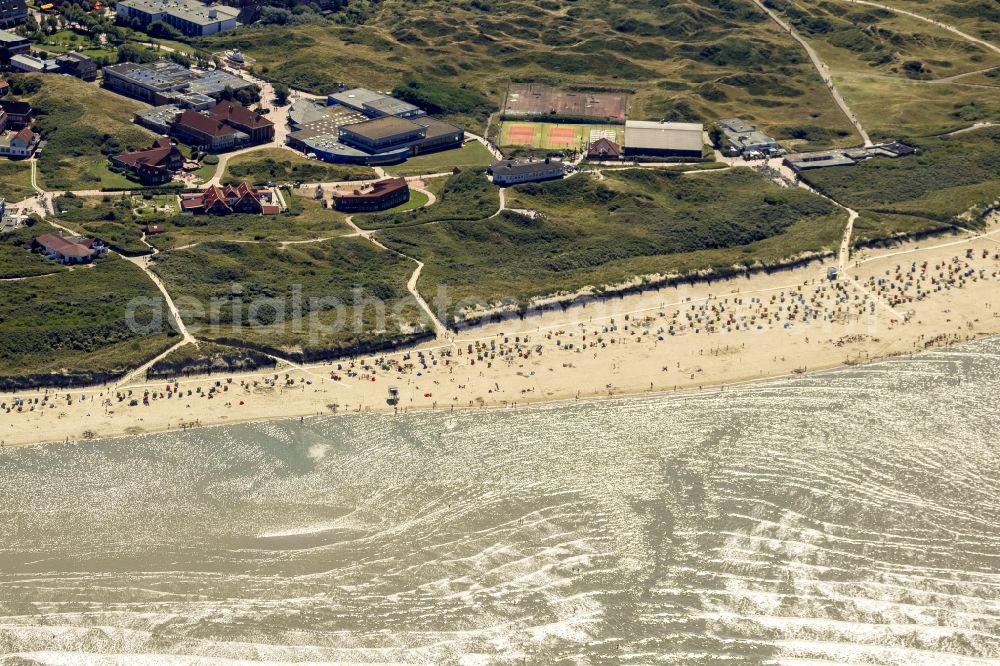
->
[180,181,279,216]
[172,108,246,152]
[331,177,409,212]
[208,101,274,144]
[110,137,184,185]
[587,138,621,161]
[0,125,38,158]
[33,232,104,264]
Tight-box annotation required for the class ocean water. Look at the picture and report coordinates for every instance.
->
[1,340,1000,665]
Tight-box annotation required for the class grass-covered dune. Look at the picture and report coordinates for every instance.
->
[223,149,377,185]
[200,0,856,145]
[151,238,426,360]
[353,170,499,230]
[377,168,846,320]
[0,255,176,389]
[24,75,156,191]
[801,127,1000,244]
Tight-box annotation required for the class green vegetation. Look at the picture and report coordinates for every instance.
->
[55,194,152,255]
[0,255,176,387]
[391,188,429,212]
[0,161,36,203]
[385,142,494,177]
[376,168,846,320]
[200,1,856,136]
[223,148,376,185]
[392,77,497,127]
[765,0,1000,139]
[0,223,66,279]
[146,341,277,379]
[151,238,424,359]
[54,192,350,251]
[801,127,1000,243]
[353,170,498,230]
[27,76,155,190]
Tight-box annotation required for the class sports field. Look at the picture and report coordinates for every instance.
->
[499,121,623,151]
[504,84,628,121]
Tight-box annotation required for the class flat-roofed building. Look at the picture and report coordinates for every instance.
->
[623,120,703,159]
[488,157,565,186]
[328,88,425,119]
[716,118,783,157]
[783,150,856,172]
[10,54,59,73]
[339,116,426,153]
[104,61,198,102]
[116,0,238,36]
[0,29,29,53]
[134,104,182,133]
[104,61,253,105]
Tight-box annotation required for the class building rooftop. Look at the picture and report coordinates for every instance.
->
[623,120,704,153]
[333,177,408,201]
[119,0,238,25]
[490,158,565,175]
[364,96,421,117]
[186,69,252,95]
[717,118,755,134]
[341,115,423,142]
[0,29,27,44]
[418,117,463,140]
[104,61,198,92]
[175,108,240,138]
[329,88,386,107]
[209,101,272,130]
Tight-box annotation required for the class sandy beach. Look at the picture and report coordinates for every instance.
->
[4,219,1000,449]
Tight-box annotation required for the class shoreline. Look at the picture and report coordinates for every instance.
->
[5,221,1000,449]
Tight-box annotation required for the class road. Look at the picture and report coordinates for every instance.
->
[750,0,873,146]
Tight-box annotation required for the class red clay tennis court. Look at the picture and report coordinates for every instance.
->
[506,124,536,144]
[547,127,577,147]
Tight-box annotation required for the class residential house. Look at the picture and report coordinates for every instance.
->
[208,101,273,144]
[180,182,280,215]
[0,125,38,157]
[172,108,246,152]
[110,136,184,185]
[331,177,409,212]
[55,52,97,81]
[488,158,565,186]
[34,232,103,264]
[0,99,30,129]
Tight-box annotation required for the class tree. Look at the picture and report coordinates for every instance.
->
[708,125,724,149]
[273,82,290,106]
